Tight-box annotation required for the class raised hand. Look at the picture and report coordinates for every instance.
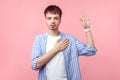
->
[80,12,90,29]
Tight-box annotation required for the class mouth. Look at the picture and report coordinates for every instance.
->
[50,25,56,28]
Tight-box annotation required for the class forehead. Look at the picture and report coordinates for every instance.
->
[45,12,60,17]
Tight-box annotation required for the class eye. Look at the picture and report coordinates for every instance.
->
[54,17,60,20]
[47,17,51,20]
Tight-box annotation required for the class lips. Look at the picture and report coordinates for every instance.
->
[50,25,56,27]
[50,24,56,26]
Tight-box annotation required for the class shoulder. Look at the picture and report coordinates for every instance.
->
[61,33,77,41]
[34,33,47,41]
[61,32,83,43]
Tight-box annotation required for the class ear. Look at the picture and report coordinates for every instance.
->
[59,18,61,23]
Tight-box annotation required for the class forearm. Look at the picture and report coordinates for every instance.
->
[85,29,95,48]
[36,48,58,69]
[36,38,69,69]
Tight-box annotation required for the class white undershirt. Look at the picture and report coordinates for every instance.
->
[46,35,67,80]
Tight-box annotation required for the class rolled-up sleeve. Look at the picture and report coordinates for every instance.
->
[31,37,41,70]
[75,38,97,56]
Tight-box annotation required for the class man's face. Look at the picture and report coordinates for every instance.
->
[45,12,61,30]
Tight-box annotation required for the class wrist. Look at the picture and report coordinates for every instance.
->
[52,47,60,53]
[84,26,90,29]
[84,28,91,32]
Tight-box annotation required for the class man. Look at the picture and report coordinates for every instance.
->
[31,5,97,80]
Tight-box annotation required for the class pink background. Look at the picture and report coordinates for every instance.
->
[0,0,120,80]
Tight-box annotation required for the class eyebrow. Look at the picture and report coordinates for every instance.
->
[46,16,60,19]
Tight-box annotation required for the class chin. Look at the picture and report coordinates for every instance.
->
[49,27,56,30]
[49,28,58,30]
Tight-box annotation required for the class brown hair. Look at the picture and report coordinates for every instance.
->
[44,5,62,18]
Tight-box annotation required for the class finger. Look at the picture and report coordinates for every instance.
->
[80,15,86,22]
[62,38,68,41]
[62,42,69,49]
[80,12,88,20]
[64,40,69,46]
[63,38,69,42]
[64,39,69,44]
[80,13,84,20]
[80,11,85,18]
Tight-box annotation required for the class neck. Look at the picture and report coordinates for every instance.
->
[47,30,60,36]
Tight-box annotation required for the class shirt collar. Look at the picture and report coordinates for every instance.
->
[44,32,64,39]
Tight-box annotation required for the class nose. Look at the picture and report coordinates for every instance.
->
[51,19,55,24]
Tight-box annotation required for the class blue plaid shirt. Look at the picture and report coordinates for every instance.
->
[31,32,97,80]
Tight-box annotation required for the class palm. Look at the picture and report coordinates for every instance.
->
[80,12,90,28]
